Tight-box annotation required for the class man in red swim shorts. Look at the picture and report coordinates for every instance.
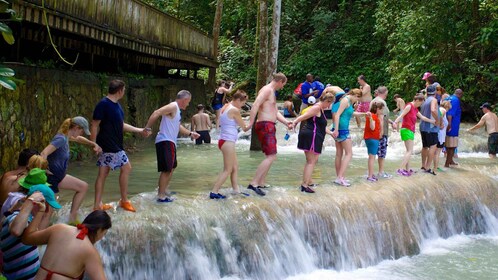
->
[247,73,292,196]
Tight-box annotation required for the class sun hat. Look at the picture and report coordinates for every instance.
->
[18,168,51,189]
[28,184,61,209]
[422,72,432,80]
[308,96,316,105]
[72,116,91,135]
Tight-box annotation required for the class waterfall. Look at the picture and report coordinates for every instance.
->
[96,171,498,279]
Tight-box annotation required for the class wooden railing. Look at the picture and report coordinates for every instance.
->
[16,0,216,67]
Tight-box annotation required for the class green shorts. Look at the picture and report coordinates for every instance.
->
[400,128,414,141]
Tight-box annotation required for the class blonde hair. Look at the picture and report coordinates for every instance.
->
[441,100,452,110]
[27,155,48,170]
[319,91,335,103]
[349,88,362,97]
[58,118,78,135]
[272,72,287,83]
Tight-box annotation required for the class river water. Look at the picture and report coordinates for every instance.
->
[60,121,498,279]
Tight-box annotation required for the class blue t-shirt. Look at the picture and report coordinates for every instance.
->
[47,133,69,180]
[446,94,461,137]
[312,81,325,99]
[300,82,313,104]
[93,97,124,153]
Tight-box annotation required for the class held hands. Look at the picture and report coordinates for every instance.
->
[142,128,152,138]
[190,131,201,140]
[93,144,102,154]
[332,130,339,138]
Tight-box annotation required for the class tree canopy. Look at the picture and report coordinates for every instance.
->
[143,0,497,116]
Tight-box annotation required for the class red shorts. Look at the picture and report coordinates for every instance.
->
[356,101,370,113]
[255,121,277,155]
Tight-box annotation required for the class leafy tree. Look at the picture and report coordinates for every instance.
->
[0,0,20,90]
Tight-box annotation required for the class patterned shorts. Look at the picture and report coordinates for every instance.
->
[356,101,370,113]
[377,135,388,158]
[255,121,277,155]
[97,150,129,170]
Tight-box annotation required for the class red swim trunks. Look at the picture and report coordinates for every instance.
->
[356,101,370,113]
[255,121,277,155]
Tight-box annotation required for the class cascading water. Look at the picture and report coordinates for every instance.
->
[59,121,497,279]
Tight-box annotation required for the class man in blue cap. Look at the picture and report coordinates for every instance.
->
[467,102,498,158]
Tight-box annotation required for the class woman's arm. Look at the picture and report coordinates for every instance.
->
[40,144,57,159]
[293,106,320,127]
[333,99,348,137]
[230,108,250,132]
[417,112,435,123]
[70,136,102,154]
[394,104,411,124]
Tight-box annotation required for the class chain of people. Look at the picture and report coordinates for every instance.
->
[0,73,497,279]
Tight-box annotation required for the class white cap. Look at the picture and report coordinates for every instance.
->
[308,96,316,105]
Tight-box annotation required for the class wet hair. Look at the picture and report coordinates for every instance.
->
[358,75,366,81]
[348,88,362,97]
[217,80,226,87]
[319,91,335,103]
[370,102,384,113]
[314,76,321,82]
[82,210,112,243]
[57,118,80,135]
[272,72,287,83]
[285,95,293,101]
[232,90,248,101]
[197,104,204,111]
[426,75,436,84]
[27,155,48,170]
[108,80,125,94]
[18,148,39,167]
[177,90,192,100]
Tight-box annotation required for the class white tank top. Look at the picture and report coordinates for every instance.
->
[219,104,239,142]
[155,102,181,145]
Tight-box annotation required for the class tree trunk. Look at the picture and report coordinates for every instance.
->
[267,0,281,83]
[208,0,224,103]
[250,0,269,151]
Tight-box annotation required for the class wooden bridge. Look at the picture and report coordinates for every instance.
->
[7,0,217,75]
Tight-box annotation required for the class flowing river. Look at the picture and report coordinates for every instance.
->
[58,121,497,280]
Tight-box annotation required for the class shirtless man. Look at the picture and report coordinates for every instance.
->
[247,73,291,196]
[356,75,373,128]
[467,102,498,158]
[393,94,406,115]
[0,148,38,206]
[191,104,212,145]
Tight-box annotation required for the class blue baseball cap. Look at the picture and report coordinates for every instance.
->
[28,184,62,209]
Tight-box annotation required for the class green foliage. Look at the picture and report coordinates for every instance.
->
[0,1,20,90]
[90,0,498,112]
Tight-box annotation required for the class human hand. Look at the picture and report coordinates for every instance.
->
[93,144,102,154]
[332,130,339,138]
[190,132,201,140]
[142,128,152,138]
[392,122,398,131]
[27,192,46,213]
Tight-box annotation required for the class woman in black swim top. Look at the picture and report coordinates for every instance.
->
[212,80,232,130]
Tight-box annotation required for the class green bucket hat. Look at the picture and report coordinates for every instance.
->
[18,168,51,189]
